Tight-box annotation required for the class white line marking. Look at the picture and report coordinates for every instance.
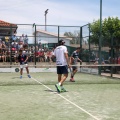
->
[31,77,100,120]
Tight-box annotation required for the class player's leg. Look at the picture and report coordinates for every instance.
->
[25,66,31,78]
[70,67,75,82]
[60,73,68,84]
[20,68,23,79]
[59,65,68,84]
[55,66,62,92]
[70,66,77,82]
[55,66,68,92]
[58,74,62,82]
[60,73,68,92]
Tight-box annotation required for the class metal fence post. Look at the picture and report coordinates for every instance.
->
[58,26,60,43]
[98,0,102,75]
[80,26,82,60]
[34,24,36,67]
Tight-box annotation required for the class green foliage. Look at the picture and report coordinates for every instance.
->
[63,17,120,47]
[90,17,120,46]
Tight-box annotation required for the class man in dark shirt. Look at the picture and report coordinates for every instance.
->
[18,49,31,79]
[70,47,82,82]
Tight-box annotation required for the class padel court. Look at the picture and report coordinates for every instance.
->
[0,72,120,120]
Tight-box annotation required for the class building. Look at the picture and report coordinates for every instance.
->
[0,20,18,37]
[35,29,72,48]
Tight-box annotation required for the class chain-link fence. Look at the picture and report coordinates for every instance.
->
[0,22,120,77]
[0,23,81,65]
[80,23,120,76]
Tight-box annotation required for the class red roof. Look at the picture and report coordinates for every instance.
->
[0,20,17,27]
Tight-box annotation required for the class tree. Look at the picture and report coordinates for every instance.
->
[90,17,120,47]
[64,31,80,44]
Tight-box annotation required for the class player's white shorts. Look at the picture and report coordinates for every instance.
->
[20,64,28,69]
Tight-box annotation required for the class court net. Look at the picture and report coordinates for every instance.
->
[0,63,120,86]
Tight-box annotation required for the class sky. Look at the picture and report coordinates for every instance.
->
[0,0,120,43]
[0,0,120,26]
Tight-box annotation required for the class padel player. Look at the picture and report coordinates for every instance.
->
[53,40,70,92]
[70,47,82,82]
[18,49,31,79]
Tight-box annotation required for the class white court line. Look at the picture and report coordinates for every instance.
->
[31,77,100,120]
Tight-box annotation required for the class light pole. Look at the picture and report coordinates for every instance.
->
[45,9,49,31]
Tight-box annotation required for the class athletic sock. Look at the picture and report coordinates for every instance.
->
[58,82,61,86]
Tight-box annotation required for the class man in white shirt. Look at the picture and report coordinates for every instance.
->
[53,40,70,93]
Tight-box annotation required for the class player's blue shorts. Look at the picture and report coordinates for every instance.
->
[57,65,68,74]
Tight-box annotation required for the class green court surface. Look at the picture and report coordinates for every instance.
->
[0,72,120,120]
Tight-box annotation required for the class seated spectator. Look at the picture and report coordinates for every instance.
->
[28,49,34,62]
[101,57,105,64]
[108,56,111,63]
[11,42,17,51]
[0,51,6,63]
[5,49,10,62]
[0,49,3,61]
[11,34,17,42]
[39,49,44,62]
[5,36,10,46]
[94,55,105,65]
[18,41,23,50]
[94,55,99,65]
[51,48,55,62]
[24,35,28,44]
[14,50,18,65]
[44,51,47,62]
[47,50,53,63]
[19,34,24,43]
[34,50,40,62]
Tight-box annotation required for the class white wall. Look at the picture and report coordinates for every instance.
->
[36,32,70,46]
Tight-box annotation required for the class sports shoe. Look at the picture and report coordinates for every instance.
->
[70,78,75,82]
[61,87,67,92]
[20,76,22,79]
[55,84,61,93]
[28,74,31,78]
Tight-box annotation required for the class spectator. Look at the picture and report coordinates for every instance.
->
[40,49,45,62]
[19,34,24,42]
[44,50,47,62]
[24,35,28,44]
[18,41,23,50]
[11,34,17,42]
[94,55,105,65]
[5,36,10,46]
[94,55,99,65]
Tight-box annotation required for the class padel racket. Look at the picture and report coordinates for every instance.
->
[15,68,19,72]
